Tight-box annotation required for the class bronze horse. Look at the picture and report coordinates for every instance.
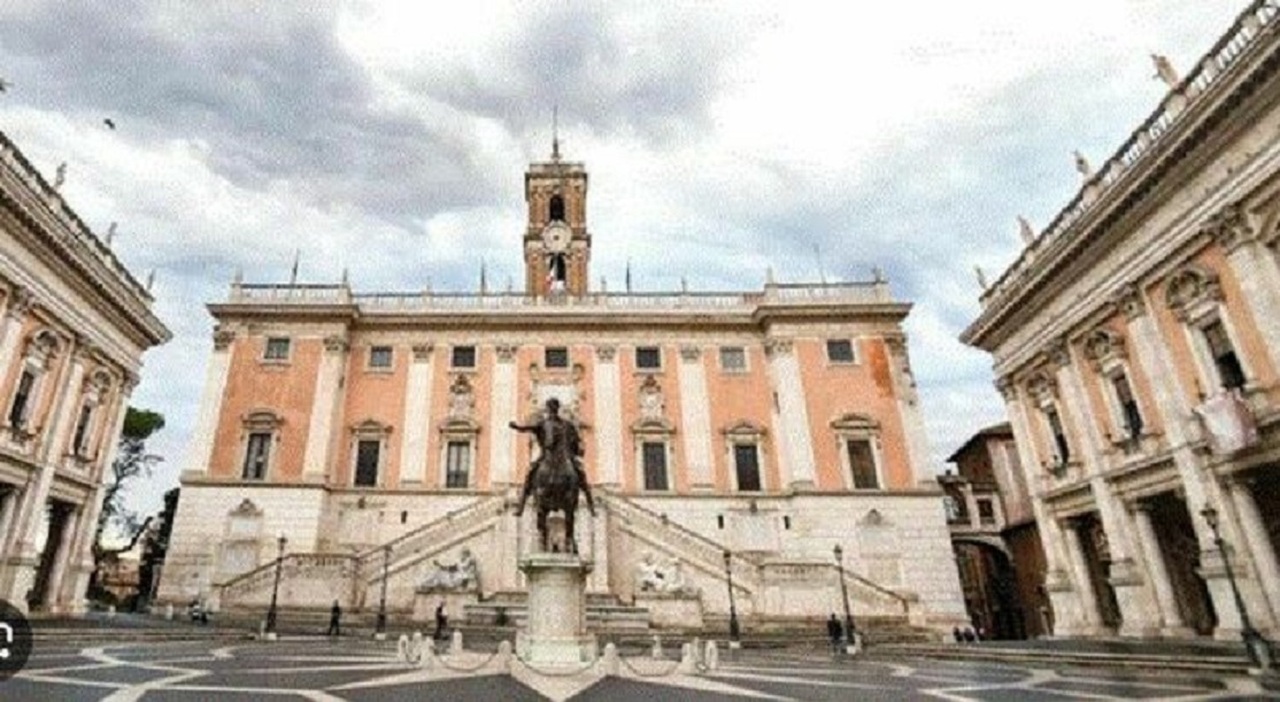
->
[511,399,595,553]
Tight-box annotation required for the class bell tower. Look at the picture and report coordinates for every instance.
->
[524,135,590,296]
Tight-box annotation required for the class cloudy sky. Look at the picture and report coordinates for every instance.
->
[0,0,1251,518]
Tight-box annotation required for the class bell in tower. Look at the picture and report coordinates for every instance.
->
[524,133,590,296]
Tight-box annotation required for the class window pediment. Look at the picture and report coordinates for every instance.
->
[631,416,675,435]
[439,416,480,435]
[242,409,283,431]
[350,418,392,438]
[830,413,879,435]
[1165,265,1223,321]
[722,420,765,439]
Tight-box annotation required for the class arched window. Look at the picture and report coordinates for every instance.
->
[549,194,565,222]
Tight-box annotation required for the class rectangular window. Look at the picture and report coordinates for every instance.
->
[369,346,393,369]
[642,441,668,491]
[1045,407,1070,464]
[1202,320,1246,390]
[847,439,878,489]
[977,498,996,525]
[545,347,569,368]
[8,369,35,428]
[734,443,762,491]
[263,337,290,361]
[354,440,380,487]
[72,404,93,455]
[445,441,471,488]
[719,346,746,372]
[1110,372,1143,440]
[635,346,661,370]
[826,339,855,364]
[451,346,476,369]
[243,432,271,480]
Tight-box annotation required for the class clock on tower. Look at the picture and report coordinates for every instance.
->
[524,143,590,296]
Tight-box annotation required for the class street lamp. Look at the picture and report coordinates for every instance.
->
[834,544,859,654]
[1200,506,1273,671]
[375,544,391,640]
[723,549,741,649]
[265,533,287,639]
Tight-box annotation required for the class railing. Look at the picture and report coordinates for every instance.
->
[354,494,507,576]
[219,553,357,603]
[602,494,761,587]
[841,568,912,614]
[226,281,892,311]
[980,0,1280,307]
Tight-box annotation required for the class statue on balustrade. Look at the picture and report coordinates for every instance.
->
[418,547,479,591]
[634,553,700,597]
[511,398,596,553]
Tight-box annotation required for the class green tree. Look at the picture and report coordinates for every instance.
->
[92,407,165,570]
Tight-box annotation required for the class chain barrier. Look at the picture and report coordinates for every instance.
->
[512,655,599,677]
[617,653,682,678]
[435,650,502,673]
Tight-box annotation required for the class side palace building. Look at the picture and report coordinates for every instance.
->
[158,144,966,634]
[0,131,170,614]
[963,1,1280,640]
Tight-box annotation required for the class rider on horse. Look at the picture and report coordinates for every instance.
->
[510,398,596,518]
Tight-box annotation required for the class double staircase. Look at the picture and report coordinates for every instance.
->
[212,491,934,643]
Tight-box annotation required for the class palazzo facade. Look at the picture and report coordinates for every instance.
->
[157,146,966,633]
[0,131,170,613]
[962,1,1280,640]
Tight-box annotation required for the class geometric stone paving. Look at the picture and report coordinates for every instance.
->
[6,639,1278,701]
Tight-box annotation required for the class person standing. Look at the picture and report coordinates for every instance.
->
[827,613,844,654]
[434,602,448,641]
[327,600,341,638]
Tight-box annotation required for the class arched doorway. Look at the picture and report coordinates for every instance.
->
[953,540,1026,640]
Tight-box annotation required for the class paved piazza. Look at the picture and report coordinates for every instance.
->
[6,638,1278,701]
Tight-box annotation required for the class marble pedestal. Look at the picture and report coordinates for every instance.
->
[517,552,596,665]
[634,591,704,629]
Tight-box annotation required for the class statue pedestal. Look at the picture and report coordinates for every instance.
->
[517,552,596,665]
[635,591,704,630]
[412,588,478,624]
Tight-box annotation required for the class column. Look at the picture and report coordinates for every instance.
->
[1131,504,1190,636]
[1226,479,1280,626]
[183,328,236,476]
[0,287,33,378]
[63,382,132,614]
[1211,207,1280,375]
[765,340,817,489]
[1063,524,1103,632]
[301,336,348,481]
[42,506,79,612]
[884,336,934,486]
[398,344,435,485]
[487,345,518,488]
[999,379,1083,634]
[676,346,715,491]
[592,346,622,487]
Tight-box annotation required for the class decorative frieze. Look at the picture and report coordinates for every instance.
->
[212,327,236,351]
[995,377,1018,402]
[1045,339,1072,368]
[1203,203,1255,252]
[4,287,35,319]
[1112,284,1147,320]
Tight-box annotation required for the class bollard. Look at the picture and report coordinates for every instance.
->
[421,637,436,669]
[692,636,702,664]
[165,603,174,621]
[497,640,513,673]
[677,642,697,674]
[650,633,664,659]
[107,605,117,618]
[602,642,619,676]
[705,640,719,671]
[450,629,464,655]
[397,634,410,663]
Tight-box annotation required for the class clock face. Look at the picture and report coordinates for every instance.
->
[542,222,571,252]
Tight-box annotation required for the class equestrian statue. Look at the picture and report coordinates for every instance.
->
[510,398,596,553]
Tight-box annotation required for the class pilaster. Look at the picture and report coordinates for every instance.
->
[1207,205,1280,376]
[1225,479,1280,629]
[488,344,518,487]
[591,345,622,487]
[1130,503,1193,637]
[0,287,34,381]
[302,335,348,481]
[765,339,817,489]
[675,345,715,491]
[884,335,934,486]
[183,327,237,477]
[399,344,436,485]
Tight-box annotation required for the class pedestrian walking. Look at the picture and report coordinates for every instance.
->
[327,600,341,637]
[434,602,448,641]
[827,613,844,654]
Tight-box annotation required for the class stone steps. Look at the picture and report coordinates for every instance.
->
[464,591,651,633]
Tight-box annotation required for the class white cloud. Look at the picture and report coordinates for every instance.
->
[0,0,1253,514]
